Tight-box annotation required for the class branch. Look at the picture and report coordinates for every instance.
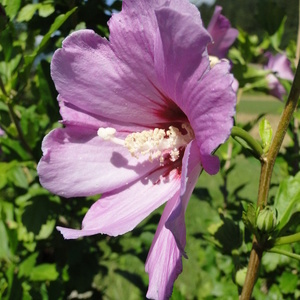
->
[240,60,300,300]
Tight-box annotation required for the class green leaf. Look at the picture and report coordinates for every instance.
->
[0,172,7,189]
[278,271,298,294]
[274,172,300,234]
[7,163,28,189]
[2,0,21,20]
[0,220,11,259]
[262,245,291,272]
[38,3,55,18]
[270,16,287,51]
[30,264,59,281]
[208,212,242,254]
[259,118,273,153]
[23,7,77,73]
[19,105,40,149]
[0,138,32,160]
[18,253,38,278]
[0,161,28,189]
[17,4,40,22]
[36,219,56,240]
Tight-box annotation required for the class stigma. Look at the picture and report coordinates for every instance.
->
[97,124,194,164]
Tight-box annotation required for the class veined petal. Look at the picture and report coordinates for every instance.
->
[58,96,148,133]
[145,191,182,300]
[109,0,205,85]
[145,142,201,299]
[51,30,173,125]
[57,167,181,238]
[154,7,211,101]
[166,140,201,255]
[182,61,236,175]
[37,126,160,198]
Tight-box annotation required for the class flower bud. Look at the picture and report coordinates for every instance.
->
[256,207,276,233]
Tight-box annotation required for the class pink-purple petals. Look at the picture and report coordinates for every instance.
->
[57,166,181,238]
[264,52,294,100]
[207,6,239,59]
[38,0,236,299]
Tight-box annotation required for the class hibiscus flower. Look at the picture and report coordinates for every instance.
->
[38,0,236,298]
[207,6,238,60]
[206,6,238,92]
[264,52,294,100]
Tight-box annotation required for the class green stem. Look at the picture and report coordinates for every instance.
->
[240,60,300,300]
[273,232,300,246]
[268,247,300,261]
[231,126,263,159]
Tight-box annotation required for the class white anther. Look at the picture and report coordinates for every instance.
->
[97,124,194,164]
[209,56,230,68]
[209,56,220,68]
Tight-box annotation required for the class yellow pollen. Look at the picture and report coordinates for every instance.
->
[97,124,194,164]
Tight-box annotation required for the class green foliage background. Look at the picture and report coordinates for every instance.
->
[0,0,299,299]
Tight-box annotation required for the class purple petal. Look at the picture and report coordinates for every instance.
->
[266,73,287,101]
[109,0,206,81]
[182,61,236,175]
[37,126,160,198]
[264,52,294,100]
[166,140,202,254]
[51,30,172,125]
[154,6,211,102]
[57,167,181,238]
[145,141,201,299]
[151,6,235,175]
[145,191,182,300]
[265,52,294,80]
[51,0,206,127]
[58,96,148,133]
[207,6,238,59]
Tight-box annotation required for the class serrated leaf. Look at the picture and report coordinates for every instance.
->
[259,118,273,153]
